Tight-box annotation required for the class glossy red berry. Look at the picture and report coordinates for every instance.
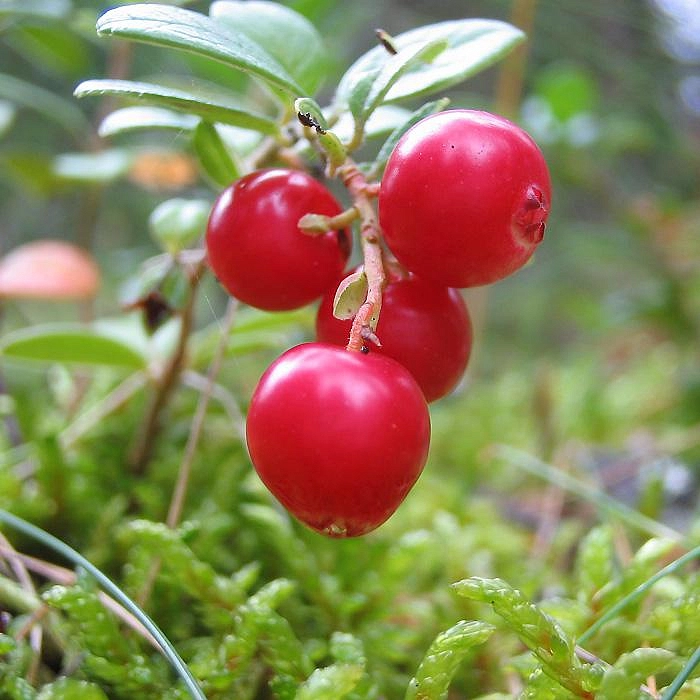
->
[379,109,551,288]
[246,343,431,537]
[316,270,472,402]
[206,169,350,311]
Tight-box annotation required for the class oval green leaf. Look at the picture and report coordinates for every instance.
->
[149,197,212,254]
[192,120,240,187]
[52,149,132,184]
[94,4,304,97]
[209,0,328,95]
[0,325,146,368]
[358,38,448,121]
[75,78,278,134]
[335,19,525,109]
[99,106,199,138]
[0,72,89,137]
[333,269,367,321]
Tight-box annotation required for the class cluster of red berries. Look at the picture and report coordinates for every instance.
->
[205,110,551,538]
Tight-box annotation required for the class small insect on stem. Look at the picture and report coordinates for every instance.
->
[375,28,398,55]
[297,111,326,135]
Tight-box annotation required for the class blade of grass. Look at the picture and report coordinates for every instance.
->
[661,645,700,699]
[576,541,700,699]
[492,445,685,543]
[0,508,205,700]
[578,544,700,644]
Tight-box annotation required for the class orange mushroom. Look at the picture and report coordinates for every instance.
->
[0,240,100,300]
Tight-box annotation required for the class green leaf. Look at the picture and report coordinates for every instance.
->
[94,4,304,96]
[332,269,367,320]
[99,106,199,138]
[598,648,676,700]
[405,620,495,700]
[119,520,252,610]
[0,100,15,137]
[574,525,614,601]
[52,149,132,184]
[357,38,448,121]
[454,577,600,697]
[0,0,70,19]
[209,0,328,95]
[192,120,240,187]
[297,664,364,699]
[0,324,146,368]
[75,79,278,134]
[369,98,450,177]
[329,632,366,666]
[215,123,265,156]
[94,315,181,363]
[42,583,131,660]
[335,19,524,109]
[149,198,212,254]
[0,72,89,137]
[8,25,93,79]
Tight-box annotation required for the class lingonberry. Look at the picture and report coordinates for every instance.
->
[379,109,551,288]
[316,269,472,402]
[245,343,431,537]
[206,169,350,311]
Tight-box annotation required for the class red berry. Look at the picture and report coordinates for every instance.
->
[246,343,431,537]
[316,270,472,402]
[378,110,551,288]
[206,169,350,310]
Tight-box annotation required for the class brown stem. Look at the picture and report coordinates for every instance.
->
[136,297,240,608]
[494,0,540,119]
[299,206,359,235]
[128,257,207,476]
[338,162,385,352]
[0,532,42,682]
[166,297,239,529]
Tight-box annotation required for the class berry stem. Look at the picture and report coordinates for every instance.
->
[338,161,385,352]
[298,206,359,235]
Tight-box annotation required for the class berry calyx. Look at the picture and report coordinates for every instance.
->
[206,169,351,311]
[245,343,431,537]
[378,109,552,288]
[316,270,472,402]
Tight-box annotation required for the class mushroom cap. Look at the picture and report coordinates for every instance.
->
[0,240,100,300]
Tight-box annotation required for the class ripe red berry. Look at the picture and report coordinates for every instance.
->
[206,169,350,311]
[379,109,551,288]
[316,270,472,402]
[246,343,431,537]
